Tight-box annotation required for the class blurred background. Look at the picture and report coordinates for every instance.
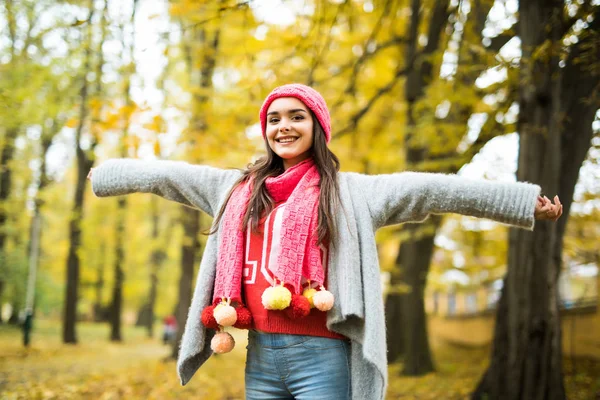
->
[0,0,598,399]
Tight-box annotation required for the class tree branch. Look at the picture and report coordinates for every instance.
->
[487,24,518,53]
[332,66,407,140]
[306,1,346,86]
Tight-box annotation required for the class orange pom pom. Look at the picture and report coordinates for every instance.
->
[201,305,218,329]
[233,306,253,329]
[214,304,237,327]
[211,331,235,354]
[313,289,334,311]
[286,294,311,319]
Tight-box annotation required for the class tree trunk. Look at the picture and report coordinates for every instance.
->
[385,0,451,373]
[384,292,405,363]
[109,197,125,341]
[170,7,222,359]
[386,218,440,371]
[22,128,53,341]
[108,0,138,342]
[93,241,106,322]
[171,206,200,359]
[0,0,20,324]
[63,3,95,344]
[138,196,167,337]
[0,127,18,324]
[473,4,599,400]
[91,0,108,325]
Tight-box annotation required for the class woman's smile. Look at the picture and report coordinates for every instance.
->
[275,135,300,145]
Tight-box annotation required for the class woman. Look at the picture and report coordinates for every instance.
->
[88,83,562,400]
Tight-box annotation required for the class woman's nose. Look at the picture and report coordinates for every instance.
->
[279,118,291,131]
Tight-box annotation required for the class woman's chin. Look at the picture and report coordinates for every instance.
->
[277,151,311,168]
[276,150,303,160]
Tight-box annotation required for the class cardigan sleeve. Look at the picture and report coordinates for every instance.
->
[349,171,541,230]
[90,158,242,217]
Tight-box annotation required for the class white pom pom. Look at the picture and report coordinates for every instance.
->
[313,289,334,311]
[213,304,237,326]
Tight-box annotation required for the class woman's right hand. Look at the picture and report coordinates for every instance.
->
[87,168,94,180]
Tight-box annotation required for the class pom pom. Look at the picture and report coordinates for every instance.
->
[285,294,311,319]
[211,331,235,354]
[313,288,335,311]
[261,285,292,310]
[233,306,253,329]
[302,288,318,308]
[213,303,237,327]
[201,305,218,329]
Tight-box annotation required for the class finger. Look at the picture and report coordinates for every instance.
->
[537,196,544,206]
[555,195,561,207]
[551,205,562,221]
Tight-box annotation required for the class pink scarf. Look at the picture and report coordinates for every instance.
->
[213,159,324,303]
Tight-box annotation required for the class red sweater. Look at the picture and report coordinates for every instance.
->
[242,203,345,339]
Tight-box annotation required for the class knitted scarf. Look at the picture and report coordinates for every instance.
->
[213,159,323,303]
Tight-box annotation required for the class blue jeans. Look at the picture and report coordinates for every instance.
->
[245,330,351,399]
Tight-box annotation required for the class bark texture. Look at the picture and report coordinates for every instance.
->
[386,0,450,373]
[473,4,599,399]
[109,0,137,342]
[63,2,95,343]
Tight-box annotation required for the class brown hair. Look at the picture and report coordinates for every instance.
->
[210,112,340,245]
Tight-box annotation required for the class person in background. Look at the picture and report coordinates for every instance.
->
[162,314,177,345]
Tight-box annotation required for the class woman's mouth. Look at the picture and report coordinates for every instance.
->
[276,136,299,144]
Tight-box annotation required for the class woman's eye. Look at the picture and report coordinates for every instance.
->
[269,118,280,123]
[292,115,304,121]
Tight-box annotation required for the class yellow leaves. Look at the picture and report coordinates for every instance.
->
[103,111,121,130]
[92,102,141,134]
[88,98,103,115]
[143,115,166,133]
[65,118,79,128]
[120,103,137,120]
[124,135,140,153]
[153,139,162,156]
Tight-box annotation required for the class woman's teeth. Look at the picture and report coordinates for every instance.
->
[278,137,297,143]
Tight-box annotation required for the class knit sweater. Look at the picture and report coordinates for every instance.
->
[243,202,344,339]
[90,158,541,400]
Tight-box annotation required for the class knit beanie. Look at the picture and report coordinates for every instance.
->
[259,84,331,143]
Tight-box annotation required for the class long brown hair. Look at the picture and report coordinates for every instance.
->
[210,112,340,245]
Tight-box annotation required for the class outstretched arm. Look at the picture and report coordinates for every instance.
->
[350,171,555,230]
[88,158,242,217]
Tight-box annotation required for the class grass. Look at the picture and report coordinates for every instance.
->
[1,319,598,399]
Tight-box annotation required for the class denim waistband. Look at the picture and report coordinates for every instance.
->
[248,330,346,348]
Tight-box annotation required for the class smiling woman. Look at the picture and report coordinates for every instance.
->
[88,83,562,400]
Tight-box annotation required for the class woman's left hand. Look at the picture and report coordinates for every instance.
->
[534,195,563,221]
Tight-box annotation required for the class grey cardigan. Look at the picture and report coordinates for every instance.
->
[91,158,541,400]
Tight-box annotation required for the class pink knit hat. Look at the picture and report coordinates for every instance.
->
[259,84,331,143]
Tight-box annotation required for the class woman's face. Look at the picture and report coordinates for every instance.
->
[265,97,314,170]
